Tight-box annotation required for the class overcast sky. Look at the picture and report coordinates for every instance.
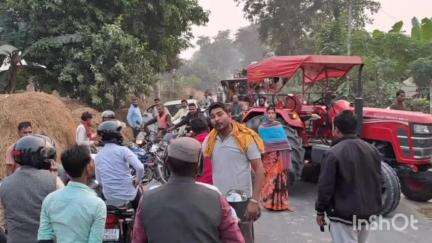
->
[180,0,432,59]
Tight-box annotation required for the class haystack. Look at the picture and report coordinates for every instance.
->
[0,92,76,178]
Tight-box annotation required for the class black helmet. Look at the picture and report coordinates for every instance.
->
[13,134,56,170]
[101,110,115,121]
[97,120,124,144]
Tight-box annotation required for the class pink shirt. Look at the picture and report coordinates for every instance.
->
[195,132,213,184]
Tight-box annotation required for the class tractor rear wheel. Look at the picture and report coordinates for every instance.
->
[245,115,305,185]
[284,125,305,184]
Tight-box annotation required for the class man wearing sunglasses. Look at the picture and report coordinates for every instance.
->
[4,121,33,176]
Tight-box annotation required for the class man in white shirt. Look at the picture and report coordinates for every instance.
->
[171,99,189,123]
[76,111,96,148]
[95,120,144,209]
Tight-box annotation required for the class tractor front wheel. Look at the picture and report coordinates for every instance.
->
[381,162,401,216]
[399,169,432,202]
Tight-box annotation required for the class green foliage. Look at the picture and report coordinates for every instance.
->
[57,24,155,108]
[316,20,346,55]
[161,25,268,99]
[235,0,380,54]
[390,21,404,33]
[234,25,269,67]
[406,98,430,113]
[411,17,432,44]
[0,0,208,108]
[409,57,432,89]
[181,30,243,89]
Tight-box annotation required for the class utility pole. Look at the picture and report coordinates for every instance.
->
[347,0,353,56]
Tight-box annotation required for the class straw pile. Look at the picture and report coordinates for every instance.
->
[0,92,76,178]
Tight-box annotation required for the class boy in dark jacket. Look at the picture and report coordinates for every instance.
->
[315,110,382,243]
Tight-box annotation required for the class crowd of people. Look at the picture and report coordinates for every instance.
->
[0,90,386,243]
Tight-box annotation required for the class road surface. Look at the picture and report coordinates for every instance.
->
[255,182,432,243]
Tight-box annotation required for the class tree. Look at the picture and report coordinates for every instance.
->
[162,26,268,98]
[410,57,432,90]
[234,25,269,67]
[0,0,208,108]
[411,17,432,44]
[189,30,242,88]
[235,0,380,54]
[315,20,347,55]
[57,25,156,108]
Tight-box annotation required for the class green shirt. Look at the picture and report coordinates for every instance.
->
[38,182,107,243]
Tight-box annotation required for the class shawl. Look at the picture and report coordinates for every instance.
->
[204,122,265,158]
[258,120,291,153]
[82,121,95,140]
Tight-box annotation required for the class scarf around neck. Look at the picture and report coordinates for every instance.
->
[204,122,265,158]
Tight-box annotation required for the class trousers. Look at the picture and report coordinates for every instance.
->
[330,221,369,243]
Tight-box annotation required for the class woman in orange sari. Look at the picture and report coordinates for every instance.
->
[258,106,292,211]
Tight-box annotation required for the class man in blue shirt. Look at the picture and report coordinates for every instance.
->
[38,145,107,243]
[127,97,143,138]
[95,120,144,209]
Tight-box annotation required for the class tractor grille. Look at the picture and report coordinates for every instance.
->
[398,129,432,159]
[398,129,410,157]
[412,136,432,159]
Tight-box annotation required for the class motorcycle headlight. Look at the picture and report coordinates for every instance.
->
[413,124,432,135]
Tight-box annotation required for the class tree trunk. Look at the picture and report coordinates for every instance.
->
[5,52,21,93]
[347,0,353,56]
[429,80,432,114]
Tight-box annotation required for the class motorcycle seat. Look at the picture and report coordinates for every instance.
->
[106,205,135,217]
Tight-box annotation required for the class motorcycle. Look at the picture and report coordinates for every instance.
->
[86,179,135,243]
[103,205,135,243]
[128,140,170,184]
[99,140,170,243]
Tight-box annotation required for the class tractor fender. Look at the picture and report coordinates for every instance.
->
[362,120,409,164]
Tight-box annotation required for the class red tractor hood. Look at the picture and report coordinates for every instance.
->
[363,107,432,124]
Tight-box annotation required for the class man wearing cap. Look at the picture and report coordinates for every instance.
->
[132,137,244,243]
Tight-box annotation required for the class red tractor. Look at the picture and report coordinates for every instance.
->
[222,55,432,215]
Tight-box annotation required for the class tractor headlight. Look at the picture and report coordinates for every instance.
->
[413,124,432,134]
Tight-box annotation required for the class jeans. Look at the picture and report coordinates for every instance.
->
[132,128,140,139]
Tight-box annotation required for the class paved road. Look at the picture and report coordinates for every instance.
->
[255,182,432,243]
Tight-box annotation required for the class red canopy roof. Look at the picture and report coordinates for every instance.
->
[247,55,363,84]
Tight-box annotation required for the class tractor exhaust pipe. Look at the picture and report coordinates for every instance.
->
[355,64,364,135]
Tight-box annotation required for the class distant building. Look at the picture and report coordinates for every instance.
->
[401,77,419,98]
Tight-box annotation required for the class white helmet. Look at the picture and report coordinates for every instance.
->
[101,110,115,121]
